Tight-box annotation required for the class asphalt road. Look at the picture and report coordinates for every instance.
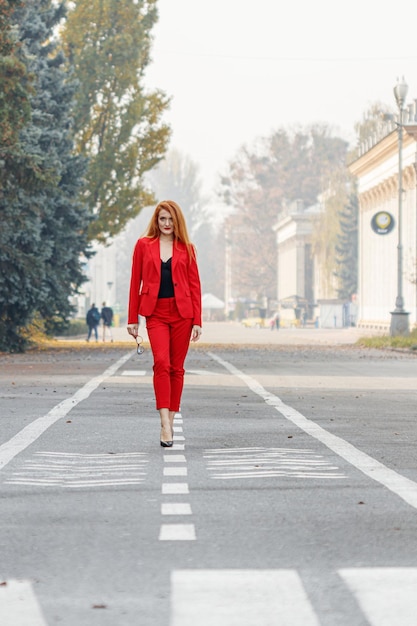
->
[1,338,417,625]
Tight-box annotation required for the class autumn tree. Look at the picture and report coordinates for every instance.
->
[62,0,171,243]
[220,125,348,301]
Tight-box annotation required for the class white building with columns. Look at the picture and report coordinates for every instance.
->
[348,106,417,331]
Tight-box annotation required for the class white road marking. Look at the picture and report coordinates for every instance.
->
[209,352,417,511]
[161,503,192,515]
[0,353,132,472]
[164,455,186,463]
[160,411,194,539]
[340,568,417,626]
[170,444,185,451]
[205,447,344,480]
[159,524,196,541]
[0,579,47,625]
[170,569,320,626]
[173,435,185,441]
[4,451,148,488]
[121,370,147,376]
[186,369,220,376]
[162,483,189,494]
[164,467,188,476]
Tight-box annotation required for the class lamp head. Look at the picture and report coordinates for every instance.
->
[394,76,408,110]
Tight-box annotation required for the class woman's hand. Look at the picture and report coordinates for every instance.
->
[127,323,139,337]
[191,325,202,342]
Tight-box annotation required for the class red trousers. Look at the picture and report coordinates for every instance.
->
[146,298,193,412]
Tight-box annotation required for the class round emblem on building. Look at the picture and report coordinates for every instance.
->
[371,211,395,235]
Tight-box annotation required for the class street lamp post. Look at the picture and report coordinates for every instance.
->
[106,281,113,305]
[390,77,410,336]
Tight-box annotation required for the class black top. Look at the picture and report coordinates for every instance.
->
[158,258,175,298]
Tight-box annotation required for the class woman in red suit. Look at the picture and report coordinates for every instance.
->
[127,200,202,447]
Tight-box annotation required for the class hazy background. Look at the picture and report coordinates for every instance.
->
[144,0,417,195]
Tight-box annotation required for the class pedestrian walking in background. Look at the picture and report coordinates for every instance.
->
[86,303,100,342]
[127,200,202,447]
[101,302,114,342]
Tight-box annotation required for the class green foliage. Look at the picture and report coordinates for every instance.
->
[335,190,358,299]
[311,168,352,297]
[0,0,91,352]
[357,328,417,350]
[62,0,171,243]
[57,318,87,337]
[0,0,31,152]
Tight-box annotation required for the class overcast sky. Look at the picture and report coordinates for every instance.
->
[144,0,417,195]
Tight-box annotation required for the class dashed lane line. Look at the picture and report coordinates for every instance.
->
[0,353,132,472]
[161,503,192,515]
[163,467,188,476]
[159,524,196,541]
[160,413,196,541]
[208,351,417,510]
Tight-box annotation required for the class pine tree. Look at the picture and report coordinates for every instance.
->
[0,0,91,351]
[335,192,358,299]
[0,0,42,351]
[62,0,171,243]
[0,0,31,153]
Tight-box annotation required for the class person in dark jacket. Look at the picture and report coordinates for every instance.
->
[101,301,113,342]
[86,303,100,342]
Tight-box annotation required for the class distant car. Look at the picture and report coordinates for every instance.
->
[241,317,265,328]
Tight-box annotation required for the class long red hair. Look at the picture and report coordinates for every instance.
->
[144,200,196,261]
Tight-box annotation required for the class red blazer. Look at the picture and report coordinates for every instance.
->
[128,237,202,327]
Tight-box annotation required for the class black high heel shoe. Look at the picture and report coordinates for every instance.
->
[160,426,173,447]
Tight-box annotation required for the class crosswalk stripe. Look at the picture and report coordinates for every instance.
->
[170,570,320,626]
[0,579,47,625]
[339,568,417,626]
